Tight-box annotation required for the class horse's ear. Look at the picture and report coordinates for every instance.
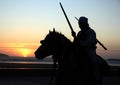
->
[49,30,52,33]
[53,28,55,32]
[40,40,45,44]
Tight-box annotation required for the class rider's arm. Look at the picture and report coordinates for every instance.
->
[79,29,97,47]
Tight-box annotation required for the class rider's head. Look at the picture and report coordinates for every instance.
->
[78,16,89,31]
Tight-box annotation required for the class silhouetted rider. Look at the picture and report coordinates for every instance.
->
[73,16,97,60]
[73,16,100,84]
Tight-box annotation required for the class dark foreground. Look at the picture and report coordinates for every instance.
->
[0,75,119,85]
[0,63,120,85]
[0,69,119,85]
[0,76,120,85]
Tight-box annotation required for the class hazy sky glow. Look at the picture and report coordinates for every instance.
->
[0,0,120,58]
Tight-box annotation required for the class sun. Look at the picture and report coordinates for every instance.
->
[19,48,32,57]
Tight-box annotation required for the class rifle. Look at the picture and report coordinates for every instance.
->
[60,2,107,50]
[59,2,75,37]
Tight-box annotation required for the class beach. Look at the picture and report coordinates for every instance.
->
[0,69,119,85]
[0,75,119,85]
[0,57,120,85]
[0,67,119,85]
[0,64,119,85]
[0,76,120,85]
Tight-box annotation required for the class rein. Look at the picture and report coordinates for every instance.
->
[49,56,58,85]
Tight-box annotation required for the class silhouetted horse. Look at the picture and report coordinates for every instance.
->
[35,29,109,85]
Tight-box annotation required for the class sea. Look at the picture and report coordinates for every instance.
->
[0,56,53,64]
[0,56,54,69]
[0,56,120,69]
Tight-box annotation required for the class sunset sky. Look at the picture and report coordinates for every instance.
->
[0,0,120,59]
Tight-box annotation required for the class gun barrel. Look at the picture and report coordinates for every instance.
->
[97,39,107,50]
[75,17,79,21]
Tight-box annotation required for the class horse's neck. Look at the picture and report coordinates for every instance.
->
[56,44,74,69]
[52,36,72,69]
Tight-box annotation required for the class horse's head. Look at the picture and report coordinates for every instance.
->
[35,29,71,59]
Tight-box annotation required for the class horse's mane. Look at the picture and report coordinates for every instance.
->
[45,30,72,45]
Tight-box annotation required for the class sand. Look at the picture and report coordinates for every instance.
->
[0,62,120,85]
[0,75,119,85]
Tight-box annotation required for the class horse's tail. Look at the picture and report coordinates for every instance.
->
[97,55,110,74]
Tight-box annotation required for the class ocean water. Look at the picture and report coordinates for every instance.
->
[0,57,53,64]
[106,59,120,67]
[0,56,120,67]
[0,56,54,69]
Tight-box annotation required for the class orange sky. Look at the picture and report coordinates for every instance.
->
[0,0,120,59]
[0,43,39,57]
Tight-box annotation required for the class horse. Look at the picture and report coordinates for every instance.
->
[35,29,110,85]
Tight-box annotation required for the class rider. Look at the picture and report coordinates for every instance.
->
[72,16,99,84]
[72,16,97,63]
